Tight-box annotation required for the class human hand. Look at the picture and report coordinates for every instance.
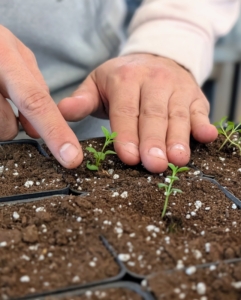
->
[58,53,218,173]
[0,25,83,168]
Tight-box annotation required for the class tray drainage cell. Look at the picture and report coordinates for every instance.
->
[0,196,125,300]
[0,139,69,202]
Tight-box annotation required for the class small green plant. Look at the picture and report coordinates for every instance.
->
[214,116,241,154]
[86,126,117,171]
[158,163,189,218]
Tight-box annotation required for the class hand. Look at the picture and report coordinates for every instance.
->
[0,25,83,168]
[58,53,218,173]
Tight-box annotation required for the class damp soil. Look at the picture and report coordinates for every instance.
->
[1,135,241,299]
[146,261,241,300]
[0,196,120,299]
[0,143,66,197]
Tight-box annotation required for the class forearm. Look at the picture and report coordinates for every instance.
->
[121,0,240,85]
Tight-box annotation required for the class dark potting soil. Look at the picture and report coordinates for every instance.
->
[190,135,241,198]
[1,135,241,299]
[146,261,241,300]
[0,195,120,299]
[0,143,66,197]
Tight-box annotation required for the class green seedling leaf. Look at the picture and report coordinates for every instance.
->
[158,183,168,189]
[104,150,117,155]
[215,116,241,154]
[86,161,99,171]
[86,147,97,153]
[101,126,111,138]
[172,188,182,193]
[160,163,189,218]
[176,167,190,173]
[110,132,117,139]
[86,126,117,171]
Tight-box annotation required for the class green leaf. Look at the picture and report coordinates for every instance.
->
[157,183,168,189]
[86,161,98,171]
[172,188,182,193]
[104,150,117,155]
[176,167,189,173]
[226,124,234,132]
[168,163,177,172]
[94,152,101,159]
[101,126,111,139]
[86,147,97,153]
[100,152,105,160]
[110,132,117,139]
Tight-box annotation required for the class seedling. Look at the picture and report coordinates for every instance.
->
[158,163,189,218]
[86,126,117,171]
[214,117,241,154]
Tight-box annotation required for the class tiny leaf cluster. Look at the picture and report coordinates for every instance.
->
[214,116,241,154]
[158,163,189,218]
[86,126,117,171]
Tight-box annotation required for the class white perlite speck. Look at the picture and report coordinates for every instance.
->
[108,169,114,175]
[13,211,20,220]
[196,282,206,295]
[146,225,160,233]
[113,174,119,179]
[89,261,96,267]
[232,203,237,209]
[121,191,128,198]
[193,170,200,175]
[231,281,241,289]
[185,266,196,275]
[186,214,191,219]
[36,207,46,212]
[195,200,202,209]
[192,249,202,259]
[0,241,7,247]
[205,243,211,253]
[24,180,34,188]
[118,253,130,262]
[219,157,225,161]
[112,192,119,197]
[20,275,30,283]
[72,276,80,283]
[165,177,171,183]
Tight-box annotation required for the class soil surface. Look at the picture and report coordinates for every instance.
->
[147,261,241,300]
[1,135,241,299]
[0,143,66,197]
[0,196,120,299]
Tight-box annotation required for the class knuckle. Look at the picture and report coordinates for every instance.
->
[112,105,138,118]
[169,108,189,122]
[112,64,137,83]
[142,106,167,120]
[19,89,51,115]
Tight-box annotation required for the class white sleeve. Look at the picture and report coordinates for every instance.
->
[120,0,240,85]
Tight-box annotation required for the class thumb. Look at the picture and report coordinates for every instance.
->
[58,74,107,121]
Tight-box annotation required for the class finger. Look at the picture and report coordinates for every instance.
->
[0,94,18,141]
[0,50,83,168]
[17,39,49,93]
[16,40,49,137]
[166,91,191,166]
[108,78,141,166]
[58,74,105,121]
[190,96,218,143]
[138,80,171,173]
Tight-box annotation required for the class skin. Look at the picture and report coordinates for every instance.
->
[0,25,218,173]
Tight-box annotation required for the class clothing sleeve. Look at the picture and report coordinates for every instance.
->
[120,0,240,85]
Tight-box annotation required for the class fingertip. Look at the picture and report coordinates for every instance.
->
[59,142,83,169]
[141,147,168,173]
[192,123,218,143]
[115,142,140,166]
[167,144,190,167]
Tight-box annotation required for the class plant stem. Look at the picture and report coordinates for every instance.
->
[161,177,175,218]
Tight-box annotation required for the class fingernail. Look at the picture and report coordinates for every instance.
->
[124,142,139,157]
[60,143,79,163]
[170,144,186,152]
[148,147,166,159]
